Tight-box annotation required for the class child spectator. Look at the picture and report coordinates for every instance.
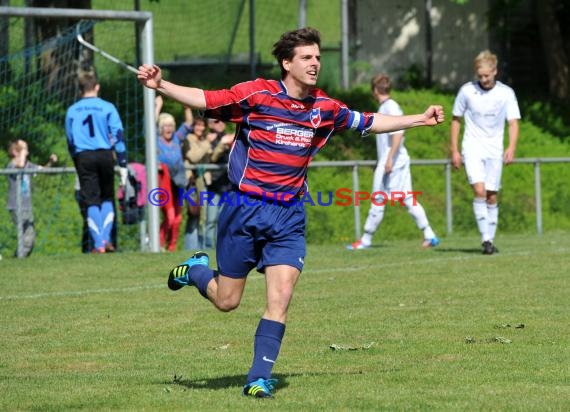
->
[6,139,57,258]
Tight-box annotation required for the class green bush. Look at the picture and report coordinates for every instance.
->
[2,85,570,256]
[303,87,570,245]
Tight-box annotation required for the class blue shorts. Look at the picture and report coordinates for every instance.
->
[216,190,306,278]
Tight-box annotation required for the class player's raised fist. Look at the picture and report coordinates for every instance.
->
[424,105,444,126]
[137,64,162,90]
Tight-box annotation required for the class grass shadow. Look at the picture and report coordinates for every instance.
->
[433,247,482,254]
[162,370,360,392]
[163,373,291,391]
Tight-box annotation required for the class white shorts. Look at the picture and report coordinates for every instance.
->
[463,155,503,191]
[371,161,412,201]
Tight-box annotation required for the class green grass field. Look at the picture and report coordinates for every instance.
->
[2,233,569,411]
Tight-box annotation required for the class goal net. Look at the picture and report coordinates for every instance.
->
[0,15,146,256]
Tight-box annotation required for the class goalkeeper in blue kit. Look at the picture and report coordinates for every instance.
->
[65,71,128,253]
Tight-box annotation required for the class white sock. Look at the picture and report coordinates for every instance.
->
[487,203,498,241]
[473,198,490,242]
[422,225,436,240]
[361,232,374,246]
[361,205,385,246]
[404,197,434,239]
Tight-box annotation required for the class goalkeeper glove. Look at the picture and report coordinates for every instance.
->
[119,167,128,187]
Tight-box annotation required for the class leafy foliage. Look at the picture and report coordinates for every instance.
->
[519,99,570,142]
[305,87,570,245]
[2,83,570,255]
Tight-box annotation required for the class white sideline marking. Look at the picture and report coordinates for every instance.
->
[1,247,567,301]
[0,284,163,301]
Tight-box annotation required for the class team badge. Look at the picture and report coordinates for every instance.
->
[310,108,321,128]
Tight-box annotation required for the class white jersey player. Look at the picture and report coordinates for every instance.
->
[348,74,439,250]
[450,50,520,254]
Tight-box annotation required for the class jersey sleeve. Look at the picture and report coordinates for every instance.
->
[64,110,77,157]
[333,104,375,136]
[108,105,127,167]
[505,88,521,120]
[452,84,468,117]
[203,80,262,122]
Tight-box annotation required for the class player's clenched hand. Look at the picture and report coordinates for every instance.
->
[423,105,445,126]
[137,64,162,90]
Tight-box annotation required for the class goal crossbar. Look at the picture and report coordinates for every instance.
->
[0,6,151,21]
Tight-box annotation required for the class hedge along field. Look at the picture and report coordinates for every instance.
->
[1,87,569,256]
[305,87,570,245]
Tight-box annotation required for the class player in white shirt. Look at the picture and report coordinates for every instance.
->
[450,50,520,254]
[348,74,439,250]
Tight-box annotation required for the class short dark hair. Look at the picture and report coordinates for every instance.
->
[272,27,321,79]
[78,70,98,94]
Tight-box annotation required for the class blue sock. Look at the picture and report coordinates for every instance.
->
[188,265,214,299]
[87,205,103,248]
[100,201,114,245]
[246,318,286,382]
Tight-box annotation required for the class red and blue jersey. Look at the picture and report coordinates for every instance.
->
[204,78,374,200]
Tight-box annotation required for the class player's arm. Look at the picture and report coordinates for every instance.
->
[385,132,403,174]
[109,108,127,167]
[369,105,444,134]
[64,113,77,158]
[450,116,462,169]
[137,64,206,109]
[504,118,519,165]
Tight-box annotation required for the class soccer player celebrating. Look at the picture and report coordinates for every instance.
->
[450,50,520,255]
[65,71,128,253]
[137,27,444,398]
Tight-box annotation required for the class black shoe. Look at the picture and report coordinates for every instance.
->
[482,241,498,255]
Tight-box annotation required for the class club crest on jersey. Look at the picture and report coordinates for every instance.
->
[310,108,321,128]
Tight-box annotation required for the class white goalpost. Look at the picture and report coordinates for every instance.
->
[0,6,161,253]
[75,31,139,75]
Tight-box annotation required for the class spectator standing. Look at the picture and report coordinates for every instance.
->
[182,116,212,249]
[65,71,128,254]
[204,118,233,249]
[157,112,187,252]
[450,50,520,255]
[6,139,57,258]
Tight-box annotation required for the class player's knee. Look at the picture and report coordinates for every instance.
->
[216,296,241,312]
[403,194,422,209]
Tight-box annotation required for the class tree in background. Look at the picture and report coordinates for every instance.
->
[536,0,569,100]
[470,0,570,101]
